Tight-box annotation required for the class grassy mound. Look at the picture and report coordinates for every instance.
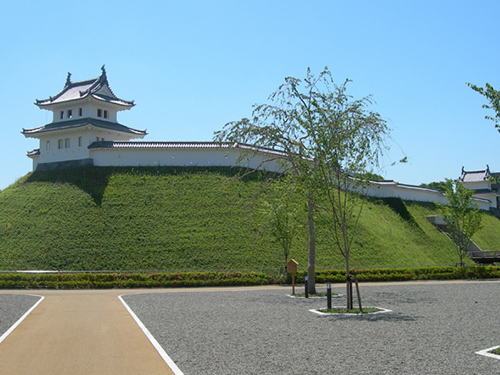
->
[0,166,499,271]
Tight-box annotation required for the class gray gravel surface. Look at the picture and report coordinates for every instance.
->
[0,294,42,338]
[123,282,500,374]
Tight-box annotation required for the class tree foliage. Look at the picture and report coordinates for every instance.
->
[467,82,500,131]
[215,68,391,306]
[420,181,448,193]
[439,179,482,267]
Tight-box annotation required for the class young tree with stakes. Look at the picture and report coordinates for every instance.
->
[439,179,482,268]
[215,68,391,307]
[260,177,304,269]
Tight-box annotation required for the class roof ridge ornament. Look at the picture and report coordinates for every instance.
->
[65,72,72,88]
[100,65,107,83]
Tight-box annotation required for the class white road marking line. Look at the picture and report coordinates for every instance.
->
[0,295,45,344]
[476,346,500,360]
[118,295,184,375]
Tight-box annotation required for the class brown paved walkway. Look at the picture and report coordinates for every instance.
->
[0,290,176,375]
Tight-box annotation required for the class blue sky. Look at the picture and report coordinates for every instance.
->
[1,0,499,190]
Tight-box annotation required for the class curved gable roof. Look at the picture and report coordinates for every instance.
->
[35,66,135,109]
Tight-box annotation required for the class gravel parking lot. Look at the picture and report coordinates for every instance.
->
[123,281,500,375]
[0,294,41,341]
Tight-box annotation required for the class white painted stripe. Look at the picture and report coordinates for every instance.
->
[476,346,500,360]
[118,295,184,375]
[0,295,45,344]
[309,306,392,316]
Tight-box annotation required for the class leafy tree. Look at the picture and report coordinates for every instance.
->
[215,68,391,307]
[215,69,321,293]
[295,74,390,309]
[439,179,482,267]
[420,181,448,193]
[467,82,500,131]
[260,178,304,267]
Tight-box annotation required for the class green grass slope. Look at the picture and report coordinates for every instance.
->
[0,166,499,271]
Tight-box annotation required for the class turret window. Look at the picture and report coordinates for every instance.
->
[58,139,63,149]
[78,137,82,147]
[60,111,64,120]
[97,109,108,118]
[67,110,72,119]
[65,138,70,148]
[79,108,83,116]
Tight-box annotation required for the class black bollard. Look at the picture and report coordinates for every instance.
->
[327,282,332,310]
[304,276,308,298]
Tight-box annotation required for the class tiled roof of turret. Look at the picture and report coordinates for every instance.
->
[35,66,134,108]
[458,166,491,183]
[22,117,147,136]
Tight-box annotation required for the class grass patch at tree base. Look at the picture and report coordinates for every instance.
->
[491,347,500,355]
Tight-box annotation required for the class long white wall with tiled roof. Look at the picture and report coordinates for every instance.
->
[89,145,287,172]
[364,180,492,210]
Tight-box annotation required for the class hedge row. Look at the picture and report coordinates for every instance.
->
[0,266,498,289]
[294,265,500,283]
[0,271,274,289]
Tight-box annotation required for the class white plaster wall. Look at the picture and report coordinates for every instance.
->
[365,183,446,204]
[50,102,119,123]
[90,147,286,173]
[34,126,143,164]
[472,192,498,209]
[31,155,39,170]
[77,105,117,122]
[36,133,90,163]
[365,182,491,210]
[462,181,491,190]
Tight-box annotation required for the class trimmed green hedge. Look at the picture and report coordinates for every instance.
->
[1,266,499,289]
[294,265,500,283]
[0,271,275,289]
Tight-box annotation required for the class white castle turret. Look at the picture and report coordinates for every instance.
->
[22,66,147,170]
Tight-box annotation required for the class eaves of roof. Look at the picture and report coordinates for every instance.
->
[87,141,289,158]
[89,141,229,149]
[89,141,292,158]
[27,149,40,157]
[473,189,500,196]
[22,118,147,136]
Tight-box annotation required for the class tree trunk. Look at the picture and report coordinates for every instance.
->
[346,258,353,310]
[343,225,353,310]
[307,195,316,294]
